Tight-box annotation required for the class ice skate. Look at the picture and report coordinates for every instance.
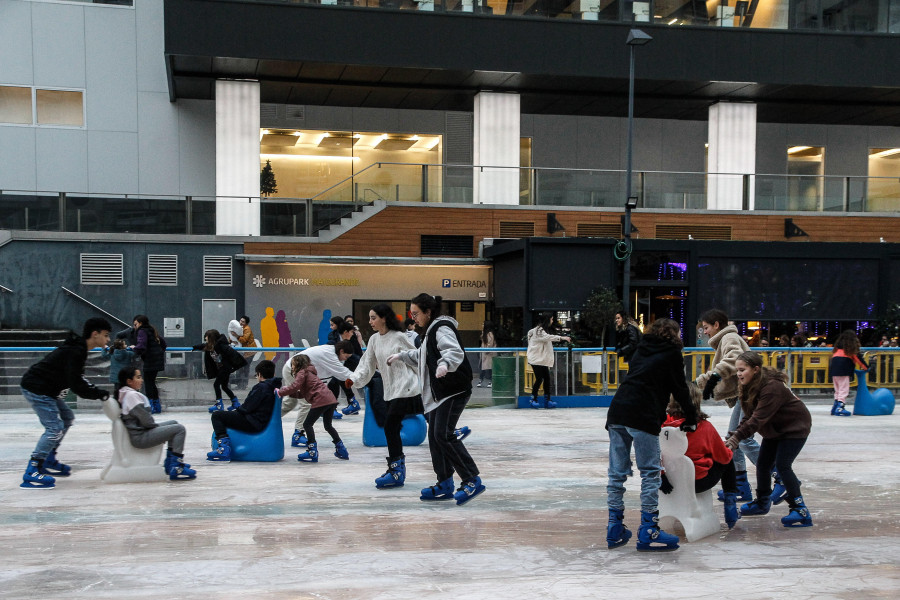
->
[723,493,741,529]
[719,470,752,502]
[341,398,360,415]
[291,430,308,447]
[168,456,197,481]
[781,496,813,527]
[21,458,55,489]
[206,436,231,462]
[375,456,406,488]
[420,477,455,501]
[227,398,241,411]
[831,400,851,416]
[741,491,772,516]
[40,449,71,477]
[454,476,486,505]
[636,511,679,551]
[207,398,224,413]
[455,426,472,442]
[332,410,343,420]
[298,442,318,462]
[606,509,632,549]
[333,441,349,460]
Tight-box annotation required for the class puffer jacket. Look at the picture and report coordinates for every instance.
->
[696,325,749,407]
[527,326,564,367]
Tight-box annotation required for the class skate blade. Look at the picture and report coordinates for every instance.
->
[636,544,679,552]
[20,480,55,489]
[455,486,486,506]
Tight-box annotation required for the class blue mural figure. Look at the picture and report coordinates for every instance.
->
[274,309,294,367]
[317,309,332,345]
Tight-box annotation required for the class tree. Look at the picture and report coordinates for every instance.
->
[260,160,278,197]
[582,286,621,348]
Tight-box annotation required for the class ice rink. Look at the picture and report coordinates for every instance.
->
[1,401,898,600]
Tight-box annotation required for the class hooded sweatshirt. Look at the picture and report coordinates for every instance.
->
[696,324,749,407]
[21,332,107,400]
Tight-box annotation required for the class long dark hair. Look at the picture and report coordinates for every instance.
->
[833,330,860,355]
[133,314,160,343]
[370,303,403,332]
[646,318,683,349]
[410,293,442,324]
[204,329,221,352]
[737,350,788,410]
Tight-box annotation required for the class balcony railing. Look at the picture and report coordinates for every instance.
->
[2,166,898,237]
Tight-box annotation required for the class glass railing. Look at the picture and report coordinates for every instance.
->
[241,0,900,35]
[3,169,899,238]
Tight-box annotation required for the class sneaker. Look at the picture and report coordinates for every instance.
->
[476,381,482,387]
[487,382,492,388]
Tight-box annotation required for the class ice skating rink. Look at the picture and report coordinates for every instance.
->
[1,402,898,600]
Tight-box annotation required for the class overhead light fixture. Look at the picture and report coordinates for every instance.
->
[870,148,900,158]
[668,18,677,25]
[626,29,653,46]
[625,196,638,210]
[788,146,813,154]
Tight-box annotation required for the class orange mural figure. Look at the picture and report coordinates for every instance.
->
[260,307,279,360]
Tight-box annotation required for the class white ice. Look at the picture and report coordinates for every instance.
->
[0,402,898,599]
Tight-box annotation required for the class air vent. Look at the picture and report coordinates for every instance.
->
[80,254,123,285]
[499,221,535,238]
[445,112,473,164]
[421,235,474,257]
[148,255,177,286]
[203,256,233,286]
[655,225,733,240]
[260,103,278,121]
[577,223,622,238]
[286,104,305,123]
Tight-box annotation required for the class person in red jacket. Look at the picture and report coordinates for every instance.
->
[661,383,740,529]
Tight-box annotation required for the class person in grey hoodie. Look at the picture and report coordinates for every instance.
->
[389,293,485,506]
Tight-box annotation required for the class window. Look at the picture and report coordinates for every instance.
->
[866,148,900,212]
[786,145,825,211]
[0,86,32,124]
[0,85,84,127]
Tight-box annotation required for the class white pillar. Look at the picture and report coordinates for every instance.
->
[707,102,756,210]
[473,91,520,205]
[216,79,260,236]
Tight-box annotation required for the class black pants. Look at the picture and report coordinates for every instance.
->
[213,367,236,400]
[327,377,355,406]
[368,373,387,427]
[427,393,478,483]
[531,364,551,398]
[211,410,262,438]
[143,369,160,399]
[303,404,341,445]
[696,460,737,494]
[755,437,807,499]
[384,395,424,458]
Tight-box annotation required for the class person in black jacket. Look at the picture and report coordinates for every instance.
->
[605,318,698,552]
[19,317,112,488]
[207,360,281,462]
[131,315,167,414]
[614,310,641,363]
[192,329,248,413]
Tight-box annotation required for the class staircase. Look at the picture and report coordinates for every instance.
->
[316,201,386,242]
[0,329,109,409]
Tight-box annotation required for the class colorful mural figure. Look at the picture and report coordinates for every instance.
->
[260,307,278,360]
[274,309,294,366]
[317,309,332,346]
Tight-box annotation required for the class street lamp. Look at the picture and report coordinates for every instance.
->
[621,28,652,315]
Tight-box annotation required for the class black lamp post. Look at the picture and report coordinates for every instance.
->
[622,28,652,315]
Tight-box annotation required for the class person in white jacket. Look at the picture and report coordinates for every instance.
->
[388,293,485,506]
[349,304,422,489]
[526,315,571,408]
[281,343,356,439]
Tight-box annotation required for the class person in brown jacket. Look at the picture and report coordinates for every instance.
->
[727,351,813,528]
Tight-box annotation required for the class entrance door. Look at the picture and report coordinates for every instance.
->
[202,299,236,339]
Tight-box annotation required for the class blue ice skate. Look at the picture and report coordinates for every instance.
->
[454,476,486,506]
[420,477,455,501]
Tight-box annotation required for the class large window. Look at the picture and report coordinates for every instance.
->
[0,85,84,127]
[867,148,900,212]
[786,145,825,211]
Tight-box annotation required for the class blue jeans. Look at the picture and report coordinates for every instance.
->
[607,424,661,513]
[23,387,74,460]
[727,401,760,471]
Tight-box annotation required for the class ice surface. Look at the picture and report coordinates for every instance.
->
[0,402,898,599]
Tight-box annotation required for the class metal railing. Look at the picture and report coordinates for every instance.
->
[60,287,129,327]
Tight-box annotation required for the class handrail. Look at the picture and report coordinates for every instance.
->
[0,284,12,293]
[60,287,129,327]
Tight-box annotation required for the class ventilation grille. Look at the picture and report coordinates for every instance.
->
[203,256,233,286]
[260,103,278,122]
[445,112,473,164]
[147,255,177,286]
[577,223,622,238]
[655,225,733,240]
[80,254,123,286]
[499,221,536,238]
[286,104,305,123]
[421,235,474,257]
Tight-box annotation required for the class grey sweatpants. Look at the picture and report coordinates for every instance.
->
[128,421,186,454]
[281,396,312,431]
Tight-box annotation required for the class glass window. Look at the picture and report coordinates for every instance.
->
[36,89,84,127]
[866,148,900,212]
[0,86,33,124]
[786,146,824,210]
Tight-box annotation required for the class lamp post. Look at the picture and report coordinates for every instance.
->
[622,28,652,315]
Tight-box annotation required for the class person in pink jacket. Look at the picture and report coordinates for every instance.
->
[276,354,348,463]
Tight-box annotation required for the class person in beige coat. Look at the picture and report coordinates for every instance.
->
[526,315,571,409]
[695,308,759,502]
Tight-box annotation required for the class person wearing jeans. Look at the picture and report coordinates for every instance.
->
[604,318,698,551]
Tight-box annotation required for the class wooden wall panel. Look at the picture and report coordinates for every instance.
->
[244,206,900,256]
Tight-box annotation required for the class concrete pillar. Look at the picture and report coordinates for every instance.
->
[707,102,756,210]
[473,91,520,205]
[216,80,260,236]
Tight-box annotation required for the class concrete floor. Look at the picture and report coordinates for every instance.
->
[1,401,898,600]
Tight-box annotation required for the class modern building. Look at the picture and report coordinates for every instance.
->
[1,0,899,345]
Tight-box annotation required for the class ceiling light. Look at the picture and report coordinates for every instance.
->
[788,146,812,154]
[870,148,900,158]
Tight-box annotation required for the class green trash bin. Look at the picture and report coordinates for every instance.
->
[64,389,78,410]
[491,356,517,405]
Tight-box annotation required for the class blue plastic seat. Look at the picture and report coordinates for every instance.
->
[853,370,895,416]
[362,389,426,448]
[213,395,285,461]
